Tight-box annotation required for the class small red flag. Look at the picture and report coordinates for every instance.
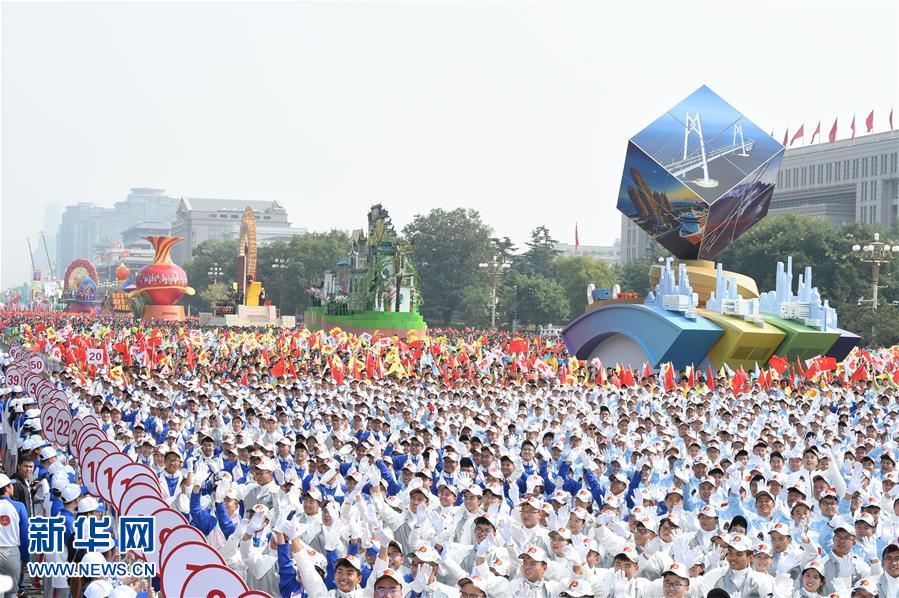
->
[851,114,856,139]
[575,223,579,252]
[271,359,285,378]
[810,120,821,144]
[829,118,838,143]
[642,361,651,379]
[782,128,789,146]
[707,365,715,387]
[890,107,894,131]
[790,125,804,146]
[866,110,874,133]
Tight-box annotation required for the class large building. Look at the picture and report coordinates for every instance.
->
[619,130,899,262]
[55,188,180,275]
[169,198,306,265]
[554,240,621,264]
[767,130,899,228]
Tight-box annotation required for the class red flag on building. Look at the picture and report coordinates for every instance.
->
[890,107,894,131]
[810,121,821,144]
[575,223,580,252]
[782,128,789,146]
[829,118,838,143]
[851,114,856,139]
[866,110,874,133]
[790,125,804,146]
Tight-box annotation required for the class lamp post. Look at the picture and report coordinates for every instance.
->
[272,258,289,308]
[478,255,510,329]
[851,233,899,310]
[207,262,224,285]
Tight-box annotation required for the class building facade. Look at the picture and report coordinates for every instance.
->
[554,240,621,264]
[55,188,180,275]
[619,131,899,262]
[170,198,306,265]
[768,130,899,228]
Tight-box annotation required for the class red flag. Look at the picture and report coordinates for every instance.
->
[768,354,789,374]
[890,107,894,131]
[509,338,528,353]
[621,366,634,387]
[829,118,838,143]
[795,356,806,378]
[185,343,195,369]
[707,365,715,387]
[271,359,285,378]
[642,361,651,379]
[782,128,789,146]
[790,125,804,146]
[330,357,345,386]
[892,368,899,385]
[851,364,868,381]
[664,363,675,391]
[866,110,874,133]
[595,365,606,385]
[810,120,821,144]
[851,114,856,139]
[687,365,695,388]
[575,223,580,251]
[240,372,249,387]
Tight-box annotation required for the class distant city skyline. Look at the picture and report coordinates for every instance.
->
[2,1,897,288]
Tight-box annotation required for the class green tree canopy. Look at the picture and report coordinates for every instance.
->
[555,254,617,319]
[402,208,494,326]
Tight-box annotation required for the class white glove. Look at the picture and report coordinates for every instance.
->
[776,552,801,576]
[475,535,495,557]
[612,570,629,597]
[562,546,582,566]
[410,564,430,594]
[323,523,342,551]
[248,509,267,534]
[414,504,427,527]
[644,537,661,557]
[861,536,878,561]
[214,480,229,503]
[705,545,724,570]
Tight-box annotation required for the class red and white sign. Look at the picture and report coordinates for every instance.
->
[86,348,104,365]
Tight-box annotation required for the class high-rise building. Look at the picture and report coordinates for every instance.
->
[55,188,180,275]
[169,198,306,265]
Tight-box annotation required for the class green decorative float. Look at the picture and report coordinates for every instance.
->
[304,204,427,336]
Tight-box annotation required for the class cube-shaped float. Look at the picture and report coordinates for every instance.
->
[618,85,784,260]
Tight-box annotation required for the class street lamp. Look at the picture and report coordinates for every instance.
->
[851,233,899,310]
[479,255,510,329]
[272,258,289,307]
[207,262,224,284]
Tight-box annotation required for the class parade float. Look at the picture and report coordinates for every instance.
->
[109,263,135,316]
[564,85,860,370]
[129,236,194,321]
[200,207,294,327]
[62,258,103,314]
[304,204,427,336]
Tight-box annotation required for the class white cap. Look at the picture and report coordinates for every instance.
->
[84,580,113,598]
[61,484,82,503]
[77,496,100,513]
[0,474,11,489]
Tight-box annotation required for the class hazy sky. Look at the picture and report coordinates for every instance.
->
[2,1,897,289]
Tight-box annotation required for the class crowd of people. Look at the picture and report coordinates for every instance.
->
[0,313,898,597]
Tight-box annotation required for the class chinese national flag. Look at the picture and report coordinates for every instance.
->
[790,125,804,146]
[829,118,838,143]
[707,365,715,387]
[575,223,580,251]
[642,361,651,379]
[664,363,675,391]
[850,364,868,381]
[866,110,874,133]
[782,128,789,146]
[509,338,528,353]
[768,354,789,374]
[851,114,856,139]
[271,359,285,378]
[810,121,821,143]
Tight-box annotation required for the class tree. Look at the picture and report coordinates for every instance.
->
[516,226,561,278]
[199,282,230,307]
[182,240,239,311]
[554,255,617,319]
[500,271,569,327]
[457,282,493,328]
[402,209,494,326]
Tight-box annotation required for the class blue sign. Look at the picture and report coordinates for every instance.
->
[74,517,114,552]
[28,516,66,554]
[119,517,155,553]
